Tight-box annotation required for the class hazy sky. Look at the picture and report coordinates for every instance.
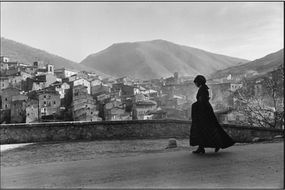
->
[1,2,283,62]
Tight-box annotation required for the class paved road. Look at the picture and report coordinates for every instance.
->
[1,141,283,188]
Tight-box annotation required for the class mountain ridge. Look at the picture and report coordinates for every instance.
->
[209,49,284,79]
[80,39,249,79]
[0,37,110,77]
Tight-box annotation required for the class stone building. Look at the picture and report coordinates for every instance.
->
[0,87,21,110]
[47,81,71,100]
[26,99,39,123]
[0,61,19,70]
[3,71,32,90]
[72,78,91,94]
[134,100,157,120]
[35,63,55,76]
[112,84,140,104]
[90,78,102,87]
[29,74,57,91]
[31,75,46,91]
[161,95,187,109]
[54,68,77,79]
[10,99,27,123]
[71,85,99,121]
[104,99,129,121]
[38,90,61,119]
[161,83,197,102]
[91,84,111,98]
[105,106,126,121]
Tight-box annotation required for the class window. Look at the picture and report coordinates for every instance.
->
[44,95,46,98]
[44,101,46,105]
[5,104,8,108]
[5,98,8,101]
[54,101,56,105]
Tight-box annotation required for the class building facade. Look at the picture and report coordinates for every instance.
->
[38,91,61,118]
[26,99,39,123]
[71,85,99,121]
[0,87,21,110]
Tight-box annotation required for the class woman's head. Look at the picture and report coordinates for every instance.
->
[194,75,206,87]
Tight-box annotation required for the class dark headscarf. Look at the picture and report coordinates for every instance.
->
[194,75,209,89]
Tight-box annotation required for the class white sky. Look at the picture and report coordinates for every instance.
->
[1,2,284,62]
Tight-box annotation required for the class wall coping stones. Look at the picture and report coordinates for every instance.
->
[0,120,283,133]
[1,119,283,144]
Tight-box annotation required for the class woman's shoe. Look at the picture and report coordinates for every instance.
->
[192,148,205,154]
[215,147,220,153]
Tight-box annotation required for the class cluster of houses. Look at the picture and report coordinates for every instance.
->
[1,55,282,127]
[0,56,186,123]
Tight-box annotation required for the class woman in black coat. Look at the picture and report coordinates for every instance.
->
[190,75,235,154]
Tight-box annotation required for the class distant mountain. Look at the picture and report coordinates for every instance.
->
[0,37,109,77]
[210,49,284,80]
[80,39,249,80]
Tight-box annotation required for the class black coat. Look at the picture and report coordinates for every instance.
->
[190,84,235,148]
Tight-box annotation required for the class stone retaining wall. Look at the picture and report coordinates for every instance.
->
[0,120,283,144]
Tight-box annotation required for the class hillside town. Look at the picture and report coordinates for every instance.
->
[0,55,283,128]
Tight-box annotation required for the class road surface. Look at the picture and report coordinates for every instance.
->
[1,140,283,188]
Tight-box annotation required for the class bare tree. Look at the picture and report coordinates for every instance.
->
[234,66,284,128]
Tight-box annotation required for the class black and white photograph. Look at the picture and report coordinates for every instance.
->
[0,1,284,188]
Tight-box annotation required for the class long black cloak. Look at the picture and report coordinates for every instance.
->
[190,84,235,148]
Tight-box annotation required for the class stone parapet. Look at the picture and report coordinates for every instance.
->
[0,120,283,144]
